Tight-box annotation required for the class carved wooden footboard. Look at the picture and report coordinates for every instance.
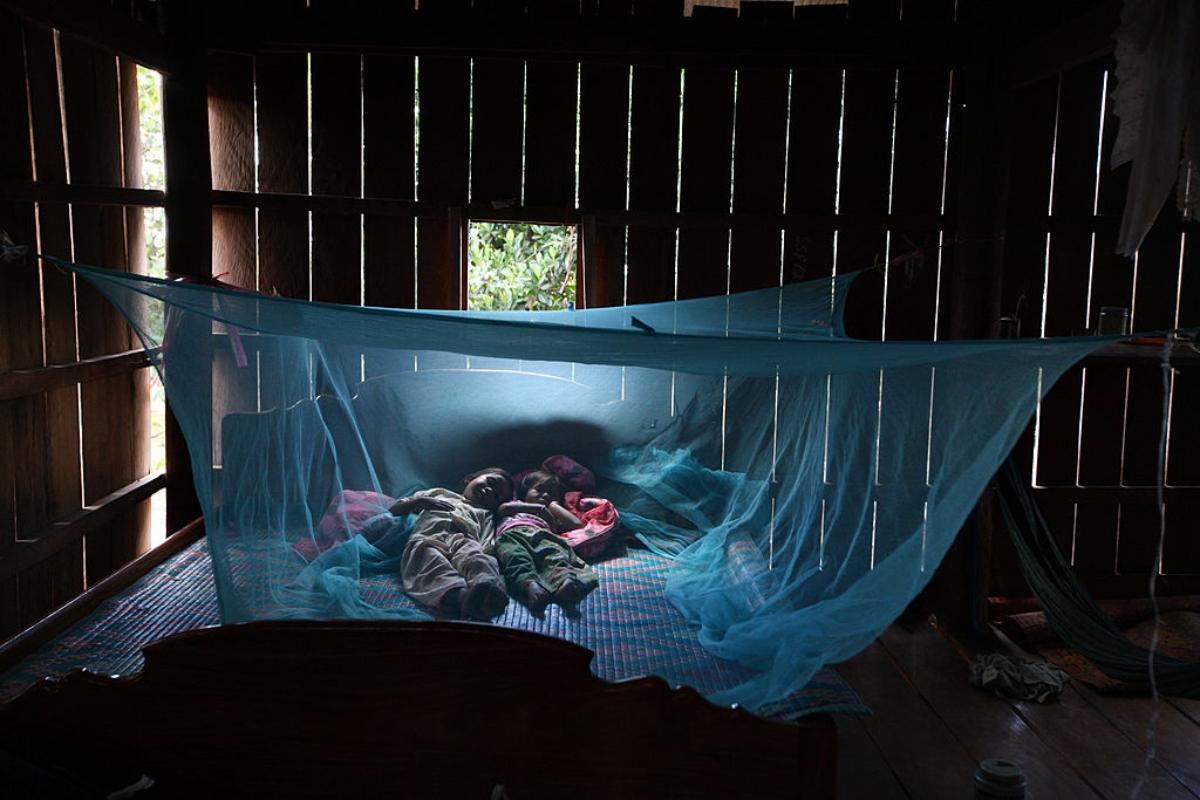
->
[0,621,835,798]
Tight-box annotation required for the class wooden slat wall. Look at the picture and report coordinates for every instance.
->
[0,12,40,635]
[989,52,1200,598]
[12,1,1189,639]
[61,36,144,585]
[0,16,153,640]
[24,23,86,626]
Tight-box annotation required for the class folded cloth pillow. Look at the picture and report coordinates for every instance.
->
[559,491,620,562]
[542,454,596,493]
[294,489,395,561]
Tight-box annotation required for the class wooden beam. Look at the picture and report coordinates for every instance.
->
[0,472,167,581]
[0,180,165,208]
[1004,0,1121,88]
[162,0,211,533]
[1032,486,1200,505]
[0,349,155,402]
[0,0,177,75]
[0,517,203,673]
[212,189,949,234]
[1083,341,1200,369]
[207,7,962,69]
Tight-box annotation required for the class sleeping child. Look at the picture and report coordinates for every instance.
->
[392,467,514,620]
[495,470,599,614]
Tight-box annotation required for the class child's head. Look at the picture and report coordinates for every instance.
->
[462,467,514,511]
[520,470,564,506]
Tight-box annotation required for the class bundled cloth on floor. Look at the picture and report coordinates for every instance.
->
[997,459,1200,699]
[56,255,1130,710]
[968,653,1069,703]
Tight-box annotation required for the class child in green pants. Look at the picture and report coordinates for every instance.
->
[495,470,598,614]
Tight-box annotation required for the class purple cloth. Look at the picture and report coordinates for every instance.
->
[496,512,552,537]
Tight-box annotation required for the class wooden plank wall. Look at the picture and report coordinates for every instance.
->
[195,0,962,543]
[990,56,1200,599]
[0,14,155,640]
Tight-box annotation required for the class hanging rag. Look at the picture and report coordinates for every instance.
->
[1110,0,1200,255]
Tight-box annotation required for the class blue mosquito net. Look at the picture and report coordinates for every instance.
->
[60,256,1116,710]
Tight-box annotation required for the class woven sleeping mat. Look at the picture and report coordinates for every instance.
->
[0,538,867,719]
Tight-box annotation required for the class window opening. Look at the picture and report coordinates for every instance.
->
[136,64,167,546]
[467,222,577,311]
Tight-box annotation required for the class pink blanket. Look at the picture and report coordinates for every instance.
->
[294,489,394,561]
[559,491,620,561]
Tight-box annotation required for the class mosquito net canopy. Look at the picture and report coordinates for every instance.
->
[63,257,1111,710]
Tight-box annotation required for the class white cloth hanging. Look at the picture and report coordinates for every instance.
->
[1110,0,1200,256]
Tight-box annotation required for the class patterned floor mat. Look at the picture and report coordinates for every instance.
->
[0,539,867,719]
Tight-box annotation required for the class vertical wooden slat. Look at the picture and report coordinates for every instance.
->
[162,0,213,532]
[208,52,257,289]
[362,50,416,375]
[1162,209,1196,573]
[578,60,628,307]
[255,48,308,413]
[1077,85,1133,489]
[999,77,1058,341]
[1117,208,1183,577]
[255,51,309,300]
[675,5,736,301]
[1071,69,1133,581]
[1004,76,1067,555]
[624,0,683,304]
[24,23,86,614]
[416,49,470,311]
[208,50,258,467]
[994,75,1068,550]
[1166,223,1200,495]
[60,35,138,586]
[885,66,951,341]
[625,63,680,305]
[119,56,152,563]
[784,66,842,284]
[524,58,577,210]
[0,12,37,636]
[470,56,524,208]
[728,5,791,294]
[310,50,361,307]
[1044,65,1105,337]
[579,0,635,306]
[1038,64,1109,574]
[837,66,896,339]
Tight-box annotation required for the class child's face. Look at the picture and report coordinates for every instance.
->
[463,472,510,510]
[523,482,557,506]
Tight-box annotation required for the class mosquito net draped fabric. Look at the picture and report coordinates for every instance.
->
[66,258,1109,709]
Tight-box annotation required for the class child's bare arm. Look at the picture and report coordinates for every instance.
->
[389,494,453,515]
[546,501,582,532]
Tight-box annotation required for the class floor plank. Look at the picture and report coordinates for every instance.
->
[1075,685,1200,797]
[878,624,1101,799]
[835,715,908,800]
[990,630,1198,800]
[1170,697,1200,727]
[837,640,980,798]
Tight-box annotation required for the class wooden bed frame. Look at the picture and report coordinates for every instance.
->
[0,621,836,798]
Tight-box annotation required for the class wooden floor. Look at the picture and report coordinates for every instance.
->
[835,622,1200,799]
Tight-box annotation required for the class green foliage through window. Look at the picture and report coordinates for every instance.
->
[467,223,577,311]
